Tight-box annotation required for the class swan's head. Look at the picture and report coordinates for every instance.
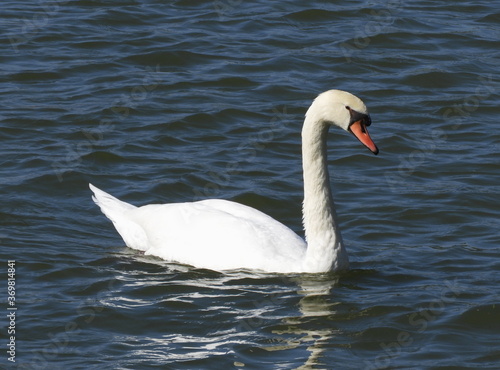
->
[306,90,379,155]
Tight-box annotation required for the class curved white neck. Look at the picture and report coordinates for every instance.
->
[301,114,349,273]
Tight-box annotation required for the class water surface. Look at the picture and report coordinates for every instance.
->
[1,1,500,369]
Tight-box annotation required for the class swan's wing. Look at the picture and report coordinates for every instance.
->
[127,199,306,271]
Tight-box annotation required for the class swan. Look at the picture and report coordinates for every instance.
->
[90,90,378,273]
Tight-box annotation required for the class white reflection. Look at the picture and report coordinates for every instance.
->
[262,274,340,369]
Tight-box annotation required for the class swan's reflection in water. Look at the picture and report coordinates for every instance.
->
[261,274,340,369]
[98,260,345,368]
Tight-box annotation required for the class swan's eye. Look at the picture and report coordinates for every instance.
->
[346,106,370,127]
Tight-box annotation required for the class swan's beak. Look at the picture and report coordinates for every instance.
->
[349,120,379,155]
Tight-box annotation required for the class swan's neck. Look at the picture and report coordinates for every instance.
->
[301,115,349,273]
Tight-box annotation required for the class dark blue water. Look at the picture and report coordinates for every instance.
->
[1,1,500,369]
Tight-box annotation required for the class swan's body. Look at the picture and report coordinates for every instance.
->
[90,90,378,273]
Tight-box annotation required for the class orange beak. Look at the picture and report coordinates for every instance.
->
[349,120,379,155]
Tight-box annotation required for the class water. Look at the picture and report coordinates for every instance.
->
[1,1,499,369]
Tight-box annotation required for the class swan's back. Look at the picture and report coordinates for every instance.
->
[90,184,306,272]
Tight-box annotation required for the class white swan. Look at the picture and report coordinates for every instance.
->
[90,90,378,273]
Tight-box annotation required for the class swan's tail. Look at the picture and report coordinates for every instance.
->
[89,183,136,218]
[89,183,148,251]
